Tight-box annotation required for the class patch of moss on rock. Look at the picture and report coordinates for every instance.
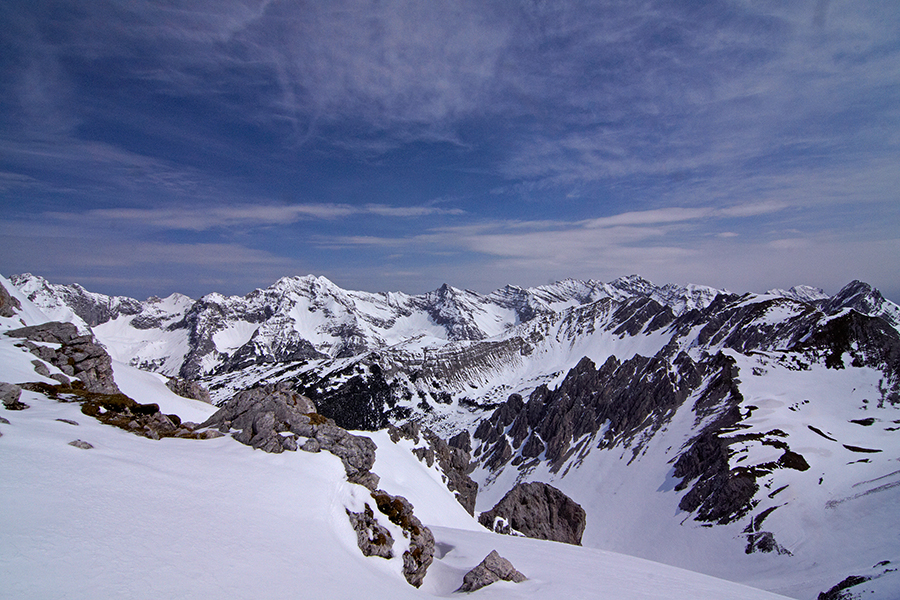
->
[368,489,434,588]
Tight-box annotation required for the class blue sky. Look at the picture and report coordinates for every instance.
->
[1,0,898,301]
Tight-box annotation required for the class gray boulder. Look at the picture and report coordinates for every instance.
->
[478,481,586,545]
[68,439,94,449]
[200,384,317,453]
[200,384,379,489]
[1,382,28,410]
[201,385,316,432]
[456,550,527,593]
[165,377,212,404]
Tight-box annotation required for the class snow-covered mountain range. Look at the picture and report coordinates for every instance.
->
[4,272,900,599]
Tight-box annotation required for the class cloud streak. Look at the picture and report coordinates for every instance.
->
[44,202,463,231]
[322,202,789,264]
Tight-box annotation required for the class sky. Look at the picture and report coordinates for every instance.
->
[1,0,898,301]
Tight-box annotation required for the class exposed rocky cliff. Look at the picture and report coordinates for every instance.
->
[389,422,479,515]
[0,280,22,318]
[198,383,435,587]
[5,321,121,394]
[478,482,586,545]
[474,351,704,473]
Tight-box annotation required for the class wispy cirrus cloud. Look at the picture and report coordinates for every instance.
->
[494,2,900,190]
[0,216,304,297]
[321,203,900,298]
[325,201,791,256]
[45,202,463,232]
[25,0,511,136]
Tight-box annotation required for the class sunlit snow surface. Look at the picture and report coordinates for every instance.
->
[473,351,900,599]
[110,359,217,424]
[0,390,793,600]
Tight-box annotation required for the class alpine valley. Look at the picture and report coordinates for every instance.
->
[3,271,900,599]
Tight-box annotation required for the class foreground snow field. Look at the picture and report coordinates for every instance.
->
[0,388,791,600]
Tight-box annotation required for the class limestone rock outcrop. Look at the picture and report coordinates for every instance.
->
[199,383,379,489]
[0,280,22,317]
[390,422,479,515]
[370,489,435,588]
[478,481,586,545]
[5,322,120,394]
[165,377,212,404]
[346,503,394,559]
[344,488,437,587]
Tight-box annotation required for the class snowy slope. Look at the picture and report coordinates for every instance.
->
[471,352,900,599]
[1,273,55,330]
[0,387,793,600]
[92,293,194,375]
[110,359,217,424]
[6,271,900,599]
[0,274,69,384]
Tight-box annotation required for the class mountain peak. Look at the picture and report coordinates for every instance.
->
[765,285,829,303]
[610,274,656,296]
[824,280,900,330]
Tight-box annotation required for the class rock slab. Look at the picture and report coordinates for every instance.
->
[5,322,121,394]
[200,383,380,489]
[1,382,28,410]
[478,481,586,545]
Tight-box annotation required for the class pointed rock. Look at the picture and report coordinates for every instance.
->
[478,482,585,545]
[456,550,526,593]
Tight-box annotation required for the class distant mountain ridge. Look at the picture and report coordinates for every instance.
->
[10,273,727,378]
[11,272,899,405]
